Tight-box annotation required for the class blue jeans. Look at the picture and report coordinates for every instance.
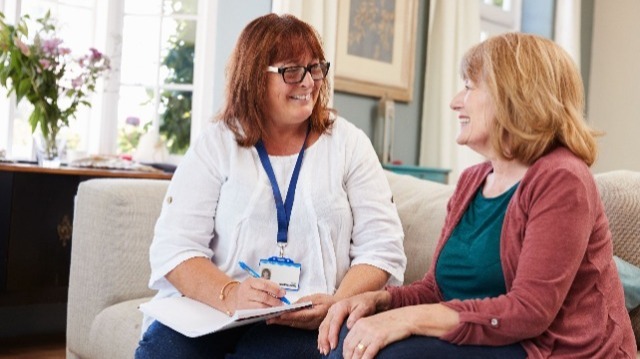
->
[135,320,321,359]
[324,322,527,359]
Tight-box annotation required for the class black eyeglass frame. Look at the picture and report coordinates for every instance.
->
[266,62,331,84]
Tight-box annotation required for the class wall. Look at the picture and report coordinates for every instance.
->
[521,0,555,38]
[333,0,428,166]
[212,1,272,117]
[588,0,640,173]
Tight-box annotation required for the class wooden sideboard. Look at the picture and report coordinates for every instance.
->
[0,162,171,336]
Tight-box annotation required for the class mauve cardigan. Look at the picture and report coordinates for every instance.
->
[387,147,637,358]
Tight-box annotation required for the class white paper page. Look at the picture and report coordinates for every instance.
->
[139,296,312,338]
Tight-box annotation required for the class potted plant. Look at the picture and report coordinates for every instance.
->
[0,11,110,166]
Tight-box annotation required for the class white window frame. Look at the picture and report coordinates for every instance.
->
[0,0,218,163]
[480,0,522,38]
[94,0,218,162]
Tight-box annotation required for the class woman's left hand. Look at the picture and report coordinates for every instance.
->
[266,293,336,330]
[338,308,414,359]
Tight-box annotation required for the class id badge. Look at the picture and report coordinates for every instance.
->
[258,256,301,291]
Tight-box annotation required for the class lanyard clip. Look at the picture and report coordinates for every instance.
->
[278,243,287,258]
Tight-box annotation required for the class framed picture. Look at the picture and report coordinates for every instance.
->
[334,0,418,102]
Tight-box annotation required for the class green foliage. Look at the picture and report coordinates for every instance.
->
[159,24,194,155]
[119,120,151,154]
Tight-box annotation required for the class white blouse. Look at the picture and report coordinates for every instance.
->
[145,116,406,329]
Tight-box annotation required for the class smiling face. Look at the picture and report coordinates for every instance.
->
[265,55,321,130]
[449,78,496,156]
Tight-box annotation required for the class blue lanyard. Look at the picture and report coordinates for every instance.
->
[254,123,311,249]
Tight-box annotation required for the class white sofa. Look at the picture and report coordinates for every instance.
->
[66,171,640,358]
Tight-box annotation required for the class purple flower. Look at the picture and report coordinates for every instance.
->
[89,47,103,61]
[71,76,84,89]
[39,59,52,69]
[41,38,63,55]
[126,116,140,127]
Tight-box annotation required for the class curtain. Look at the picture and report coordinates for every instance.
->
[419,0,482,183]
[271,0,337,105]
[554,0,581,68]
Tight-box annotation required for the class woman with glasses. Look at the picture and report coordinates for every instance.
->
[135,13,406,359]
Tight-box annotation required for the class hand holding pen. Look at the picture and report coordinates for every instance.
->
[239,261,291,304]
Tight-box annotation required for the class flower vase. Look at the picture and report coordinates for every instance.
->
[33,130,66,168]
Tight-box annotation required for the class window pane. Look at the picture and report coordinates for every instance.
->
[125,0,162,15]
[121,15,162,85]
[21,1,94,48]
[118,0,196,157]
[159,90,192,155]
[58,0,94,7]
[116,86,155,155]
[160,18,196,85]
[163,0,198,15]
[11,101,35,160]
[483,0,512,11]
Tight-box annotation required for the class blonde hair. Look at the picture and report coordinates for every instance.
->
[460,32,600,166]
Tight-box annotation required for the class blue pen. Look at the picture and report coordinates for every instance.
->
[238,261,291,305]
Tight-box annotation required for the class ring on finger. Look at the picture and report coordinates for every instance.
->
[357,343,366,351]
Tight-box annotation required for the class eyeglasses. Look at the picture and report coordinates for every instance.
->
[266,62,330,84]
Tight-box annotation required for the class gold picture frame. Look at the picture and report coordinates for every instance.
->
[334,0,418,102]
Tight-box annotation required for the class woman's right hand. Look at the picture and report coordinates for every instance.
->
[317,290,391,355]
[227,277,288,313]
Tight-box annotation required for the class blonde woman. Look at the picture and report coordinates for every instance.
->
[318,32,637,359]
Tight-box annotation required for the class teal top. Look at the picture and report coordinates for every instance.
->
[435,183,518,301]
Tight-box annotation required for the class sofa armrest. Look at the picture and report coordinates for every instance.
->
[595,170,640,347]
[67,178,169,358]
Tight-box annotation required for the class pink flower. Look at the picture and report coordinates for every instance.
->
[126,116,140,127]
[71,76,84,89]
[89,47,103,61]
[39,59,51,69]
[41,38,63,56]
[14,37,30,56]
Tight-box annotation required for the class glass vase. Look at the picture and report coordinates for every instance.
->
[33,130,66,168]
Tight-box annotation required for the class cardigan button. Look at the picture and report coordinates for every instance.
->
[166,196,173,204]
[490,318,499,327]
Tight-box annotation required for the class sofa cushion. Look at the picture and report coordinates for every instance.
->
[384,171,455,284]
[88,297,152,359]
[67,179,168,358]
[595,170,640,346]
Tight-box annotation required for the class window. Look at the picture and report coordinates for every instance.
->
[480,0,522,40]
[117,0,197,157]
[0,0,215,163]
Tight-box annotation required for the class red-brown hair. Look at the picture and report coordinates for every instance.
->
[217,13,333,146]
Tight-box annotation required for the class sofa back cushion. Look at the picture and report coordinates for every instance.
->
[384,171,455,284]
